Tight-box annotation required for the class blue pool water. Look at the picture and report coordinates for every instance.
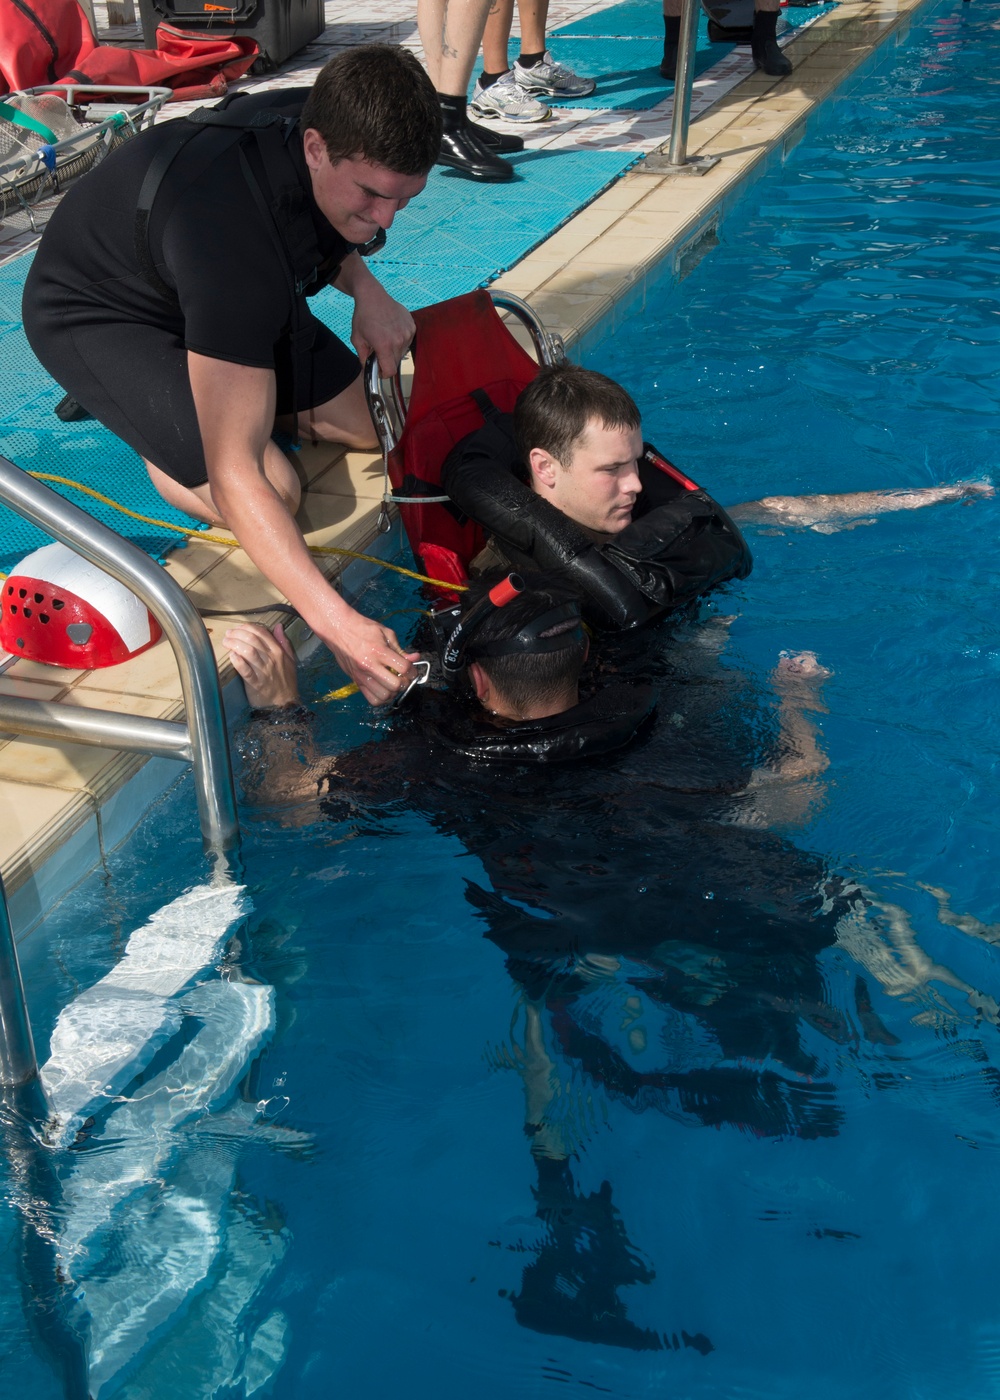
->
[4,0,1000,1394]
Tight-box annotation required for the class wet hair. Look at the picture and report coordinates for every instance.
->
[462,570,586,714]
[514,364,642,467]
[300,45,442,175]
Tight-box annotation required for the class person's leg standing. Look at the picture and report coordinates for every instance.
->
[417,0,517,179]
[750,0,792,77]
[470,0,551,124]
[512,0,596,100]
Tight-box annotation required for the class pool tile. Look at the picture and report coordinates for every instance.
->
[72,638,189,702]
[491,260,568,295]
[543,262,643,298]
[0,779,96,887]
[0,734,125,793]
[4,797,101,937]
[162,539,233,591]
[530,289,614,342]
[308,450,385,501]
[0,673,70,701]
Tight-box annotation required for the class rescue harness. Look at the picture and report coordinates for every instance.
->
[441,393,753,631]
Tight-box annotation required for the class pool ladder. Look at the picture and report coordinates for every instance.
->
[0,453,239,1101]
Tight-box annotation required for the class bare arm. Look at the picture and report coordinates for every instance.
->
[189,352,417,704]
[227,622,333,806]
[735,651,831,828]
[729,481,993,531]
[333,252,415,376]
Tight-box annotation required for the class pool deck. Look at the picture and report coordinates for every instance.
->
[1,0,926,936]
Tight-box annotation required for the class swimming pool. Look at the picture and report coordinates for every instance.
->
[3,0,1000,1393]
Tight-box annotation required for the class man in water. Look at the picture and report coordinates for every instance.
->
[22,45,440,705]
[443,363,993,628]
[227,577,998,1350]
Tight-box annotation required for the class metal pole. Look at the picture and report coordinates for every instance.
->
[0,695,192,760]
[0,457,239,854]
[667,0,701,168]
[0,870,39,1091]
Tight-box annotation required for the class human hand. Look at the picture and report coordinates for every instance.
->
[350,278,414,377]
[321,607,420,706]
[226,622,300,709]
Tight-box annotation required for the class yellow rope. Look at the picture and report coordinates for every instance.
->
[19,472,470,593]
[2,475,461,704]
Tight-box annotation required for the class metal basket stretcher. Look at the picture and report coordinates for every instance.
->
[0,84,171,230]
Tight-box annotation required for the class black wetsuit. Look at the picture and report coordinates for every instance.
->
[244,656,884,1352]
[256,661,866,1139]
[23,88,359,488]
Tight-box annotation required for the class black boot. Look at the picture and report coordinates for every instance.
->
[437,93,514,181]
[751,9,792,76]
[660,14,681,79]
[468,120,524,154]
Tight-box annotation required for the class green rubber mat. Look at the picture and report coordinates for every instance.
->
[312,146,640,345]
[0,256,205,576]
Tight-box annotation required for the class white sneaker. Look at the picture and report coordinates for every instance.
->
[469,69,551,123]
[513,49,597,98]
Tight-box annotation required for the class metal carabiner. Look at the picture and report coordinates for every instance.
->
[384,658,431,711]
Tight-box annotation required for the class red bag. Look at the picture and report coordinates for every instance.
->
[0,0,257,99]
[63,24,259,101]
[0,0,97,93]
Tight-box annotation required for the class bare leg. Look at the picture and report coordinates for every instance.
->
[515,0,548,53]
[287,373,379,452]
[418,0,495,93]
[729,481,994,532]
[144,437,300,527]
[836,896,1000,1026]
[482,0,514,72]
[919,884,1000,947]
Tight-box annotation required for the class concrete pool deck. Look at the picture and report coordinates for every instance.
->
[0,0,927,936]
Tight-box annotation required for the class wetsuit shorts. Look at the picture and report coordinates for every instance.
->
[25,309,360,490]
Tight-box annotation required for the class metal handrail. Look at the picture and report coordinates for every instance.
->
[365,289,567,460]
[0,869,38,1092]
[667,0,702,168]
[0,456,239,855]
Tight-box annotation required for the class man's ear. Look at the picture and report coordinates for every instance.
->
[528,447,560,491]
[468,661,491,705]
[301,128,328,173]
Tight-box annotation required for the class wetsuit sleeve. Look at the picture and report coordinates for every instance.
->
[160,173,294,370]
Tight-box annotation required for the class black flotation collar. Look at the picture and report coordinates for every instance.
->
[430,683,655,764]
[441,397,753,631]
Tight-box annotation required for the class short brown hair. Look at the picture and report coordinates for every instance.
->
[300,45,442,175]
[464,570,586,712]
[514,364,642,466]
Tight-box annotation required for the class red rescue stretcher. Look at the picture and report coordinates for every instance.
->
[363,289,563,592]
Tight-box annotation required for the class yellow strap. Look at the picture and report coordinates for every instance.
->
[20,472,469,593]
[321,682,360,701]
[2,474,463,703]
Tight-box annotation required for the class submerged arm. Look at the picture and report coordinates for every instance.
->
[729,481,993,531]
[227,623,332,807]
[735,651,832,828]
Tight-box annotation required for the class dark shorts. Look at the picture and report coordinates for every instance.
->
[26,309,360,489]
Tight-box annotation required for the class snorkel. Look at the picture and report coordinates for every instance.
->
[438,573,586,681]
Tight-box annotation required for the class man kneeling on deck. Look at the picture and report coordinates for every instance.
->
[442,364,993,631]
[22,45,440,706]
